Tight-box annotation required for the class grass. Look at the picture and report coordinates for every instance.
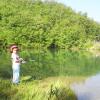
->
[0,76,86,100]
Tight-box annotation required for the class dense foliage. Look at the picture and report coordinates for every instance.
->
[0,0,100,49]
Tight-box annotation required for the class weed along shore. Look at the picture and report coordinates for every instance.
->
[0,76,82,100]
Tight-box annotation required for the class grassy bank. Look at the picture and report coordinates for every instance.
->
[0,76,86,100]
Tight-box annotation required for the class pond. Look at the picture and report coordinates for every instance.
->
[0,49,100,79]
[71,74,100,100]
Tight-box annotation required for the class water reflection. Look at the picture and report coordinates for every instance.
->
[1,50,100,79]
[71,74,100,100]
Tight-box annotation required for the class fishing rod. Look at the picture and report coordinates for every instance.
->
[20,58,35,63]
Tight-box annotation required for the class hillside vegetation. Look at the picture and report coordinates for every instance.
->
[0,0,100,49]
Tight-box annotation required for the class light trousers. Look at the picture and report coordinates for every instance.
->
[12,63,20,84]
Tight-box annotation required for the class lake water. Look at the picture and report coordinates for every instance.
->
[0,49,100,79]
[0,49,100,100]
[71,74,100,100]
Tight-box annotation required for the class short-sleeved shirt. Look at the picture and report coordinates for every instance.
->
[11,53,20,68]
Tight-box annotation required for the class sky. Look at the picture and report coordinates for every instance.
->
[56,0,100,23]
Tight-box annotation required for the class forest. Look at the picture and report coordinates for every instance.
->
[0,0,100,49]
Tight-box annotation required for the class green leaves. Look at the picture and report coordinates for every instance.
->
[0,0,100,49]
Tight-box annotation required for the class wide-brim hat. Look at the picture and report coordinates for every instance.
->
[10,45,19,52]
